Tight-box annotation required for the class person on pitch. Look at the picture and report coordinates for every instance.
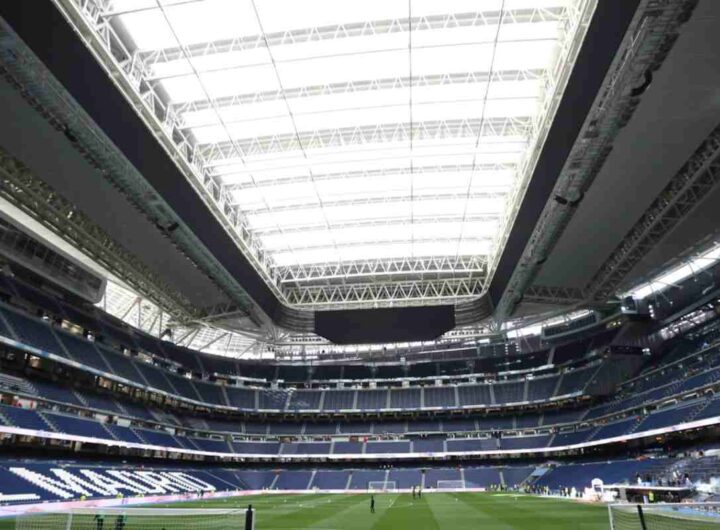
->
[94,513,105,530]
[370,494,375,513]
[114,514,126,530]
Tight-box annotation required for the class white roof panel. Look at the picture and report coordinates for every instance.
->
[97,0,595,308]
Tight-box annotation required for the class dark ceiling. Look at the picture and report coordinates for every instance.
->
[534,0,720,291]
[0,78,231,310]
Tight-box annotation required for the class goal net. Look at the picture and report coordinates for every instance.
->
[436,480,466,490]
[609,503,720,530]
[14,507,255,530]
[368,481,397,492]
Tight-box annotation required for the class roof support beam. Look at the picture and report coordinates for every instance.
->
[220,163,515,192]
[237,190,508,213]
[170,70,545,123]
[252,213,502,237]
[196,117,531,164]
[284,277,484,309]
[523,285,585,305]
[136,9,565,67]
[268,235,493,254]
[276,255,487,284]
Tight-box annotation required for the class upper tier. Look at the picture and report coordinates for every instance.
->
[0,299,641,414]
[0,272,619,384]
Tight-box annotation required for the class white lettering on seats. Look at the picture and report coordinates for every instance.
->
[8,468,110,499]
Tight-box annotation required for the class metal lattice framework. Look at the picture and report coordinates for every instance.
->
[587,123,720,300]
[136,9,567,67]
[52,0,597,309]
[171,71,545,125]
[195,117,533,163]
[523,285,584,305]
[277,255,486,283]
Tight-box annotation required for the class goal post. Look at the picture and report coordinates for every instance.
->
[609,503,720,530]
[368,481,397,492]
[436,480,466,491]
[14,507,256,530]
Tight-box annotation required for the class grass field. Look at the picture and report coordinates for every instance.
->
[0,493,612,530]
[143,492,612,530]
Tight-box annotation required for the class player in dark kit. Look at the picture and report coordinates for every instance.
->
[370,495,375,513]
[94,514,105,530]
[114,514,126,530]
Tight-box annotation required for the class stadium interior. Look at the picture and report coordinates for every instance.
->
[1,0,720,528]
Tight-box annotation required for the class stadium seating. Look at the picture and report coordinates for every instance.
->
[105,424,144,444]
[311,470,350,489]
[355,389,387,411]
[551,429,593,447]
[235,470,277,489]
[225,386,256,410]
[446,438,498,452]
[502,467,534,488]
[287,390,321,411]
[0,404,52,431]
[0,457,685,506]
[589,418,638,441]
[3,355,720,461]
[425,468,461,488]
[388,469,422,488]
[1,308,66,357]
[424,386,457,408]
[191,437,231,452]
[322,389,355,411]
[332,441,364,454]
[464,467,502,488]
[535,458,663,490]
[500,435,551,450]
[365,441,411,454]
[44,412,112,439]
[0,291,676,421]
[274,470,313,490]
[3,272,720,475]
[231,441,280,455]
[349,470,385,489]
[31,380,84,407]
[412,438,445,453]
[56,332,111,373]
[281,442,330,455]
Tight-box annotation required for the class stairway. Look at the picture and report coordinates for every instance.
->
[102,423,119,440]
[269,473,280,490]
[39,412,58,432]
[72,390,89,407]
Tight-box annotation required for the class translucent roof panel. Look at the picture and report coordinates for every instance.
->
[97,0,596,308]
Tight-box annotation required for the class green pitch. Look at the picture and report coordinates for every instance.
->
[151,492,610,529]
